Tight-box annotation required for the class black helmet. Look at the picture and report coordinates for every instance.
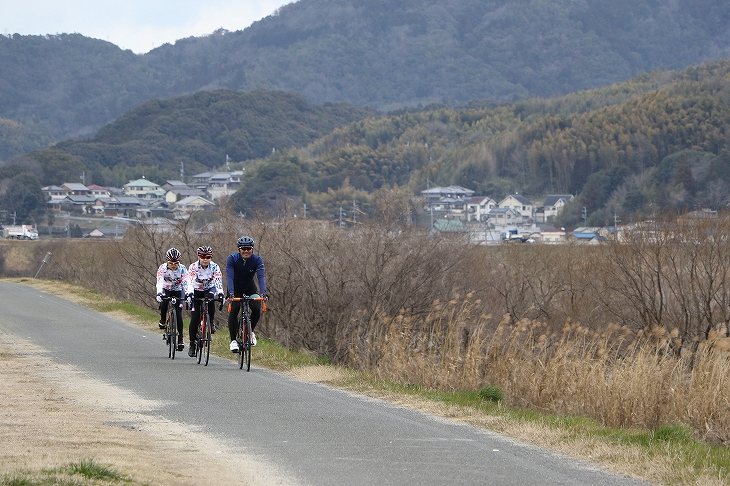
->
[166,247,181,262]
[237,236,254,248]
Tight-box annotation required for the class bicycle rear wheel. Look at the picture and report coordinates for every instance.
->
[204,314,211,366]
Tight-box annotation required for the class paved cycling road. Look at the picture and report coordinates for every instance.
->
[0,282,651,486]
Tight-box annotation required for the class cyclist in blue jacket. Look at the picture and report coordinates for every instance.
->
[225,236,268,352]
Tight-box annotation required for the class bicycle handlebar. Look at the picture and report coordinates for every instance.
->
[229,295,267,312]
[159,295,182,305]
[189,293,224,311]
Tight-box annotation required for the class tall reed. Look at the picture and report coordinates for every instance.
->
[6,212,730,440]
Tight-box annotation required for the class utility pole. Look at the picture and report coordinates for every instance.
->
[582,207,587,227]
[226,155,230,171]
[302,204,307,219]
[339,207,344,228]
[180,161,184,181]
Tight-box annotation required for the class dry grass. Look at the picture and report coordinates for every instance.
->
[6,276,730,484]
[5,214,730,451]
[345,296,730,443]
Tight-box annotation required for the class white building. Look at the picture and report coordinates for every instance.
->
[498,194,534,223]
[465,196,497,222]
[539,194,574,222]
[421,186,475,219]
[123,178,165,200]
[191,171,243,200]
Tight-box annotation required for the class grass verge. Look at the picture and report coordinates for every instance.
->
[1,459,132,486]
[7,278,730,486]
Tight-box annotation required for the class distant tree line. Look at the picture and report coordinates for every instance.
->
[5,60,730,227]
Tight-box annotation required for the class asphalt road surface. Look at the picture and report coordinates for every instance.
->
[0,281,651,485]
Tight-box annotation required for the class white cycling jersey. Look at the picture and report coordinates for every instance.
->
[155,262,189,294]
[185,260,224,294]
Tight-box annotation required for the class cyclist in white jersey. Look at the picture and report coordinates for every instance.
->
[185,245,224,357]
[155,247,189,351]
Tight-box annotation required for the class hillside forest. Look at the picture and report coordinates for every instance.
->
[4,59,730,229]
[1,0,730,148]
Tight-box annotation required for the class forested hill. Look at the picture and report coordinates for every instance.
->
[5,60,730,226]
[226,60,730,225]
[47,89,378,186]
[2,0,730,154]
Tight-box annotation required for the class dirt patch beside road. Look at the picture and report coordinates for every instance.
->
[0,335,293,485]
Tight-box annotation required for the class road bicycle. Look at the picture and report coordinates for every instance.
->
[193,292,223,366]
[160,295,183,359]
[229,294,265,371]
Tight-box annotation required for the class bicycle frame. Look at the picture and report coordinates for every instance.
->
[193,293,223,366]
[161,295,182,359]
[230,295,263,371]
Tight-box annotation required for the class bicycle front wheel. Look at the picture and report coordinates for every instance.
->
[204,314,211,366]
[243,316,251,372]
[166,326,172,358]
[169,310,177,359]
[237,314,245,369]
[196,316,204,365]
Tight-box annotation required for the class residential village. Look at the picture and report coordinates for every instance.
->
[16,175,713,243]
[423,185,594,244]
[36,171,241,238]
[422,185,718,244]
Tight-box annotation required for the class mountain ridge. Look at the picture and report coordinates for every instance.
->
[2,0,730,154]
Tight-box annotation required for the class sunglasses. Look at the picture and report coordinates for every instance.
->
[239,247,254,251]
[199,255,212,259]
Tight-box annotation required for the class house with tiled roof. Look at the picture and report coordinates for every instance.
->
[86,184,111,198]
[488,208,521,229]
[421,186,475,219]
[49,195,106,214]
[571,227,610,244]
[42,186,69,201]
[123,178,165,200]
[498,194,534,223]
[104,196,147,218]
[174,195,215,216]
[537,226,568,244]
[190,171,243,200]
[465,196,497,222]
[60,182,90,195]
[538,194,574,222]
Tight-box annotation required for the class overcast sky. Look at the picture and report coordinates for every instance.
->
[2,0,294,54]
